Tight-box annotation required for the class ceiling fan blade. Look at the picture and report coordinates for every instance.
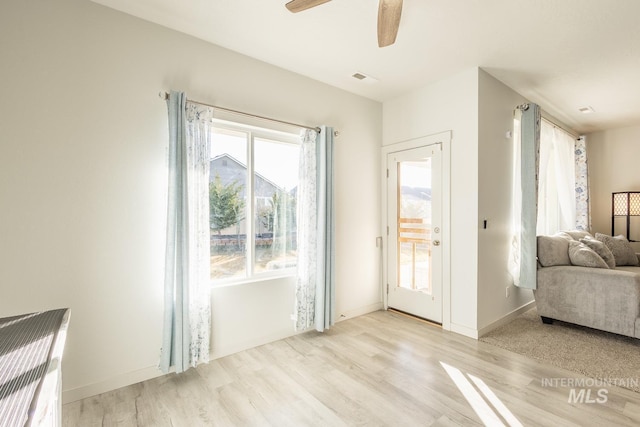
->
[286,0,332,13]
[378,0,403,47]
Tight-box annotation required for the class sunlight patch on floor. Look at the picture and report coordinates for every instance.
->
[440,361,523,427]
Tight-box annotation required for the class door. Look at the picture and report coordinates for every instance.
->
[387,143,442,323]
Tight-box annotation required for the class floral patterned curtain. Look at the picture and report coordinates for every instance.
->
[160,92,212,374]
[294,126,335,332]
[575,136,590,231]
[294,129,317,331]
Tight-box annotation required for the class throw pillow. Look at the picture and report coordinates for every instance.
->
[555,231,576,241]
[595,233,640,266]
[561,230,593,241]
[580,237,616,268]
[537,234,571,267]
[568,240,609,269]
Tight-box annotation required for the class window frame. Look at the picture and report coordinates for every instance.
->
[210,118,301,287]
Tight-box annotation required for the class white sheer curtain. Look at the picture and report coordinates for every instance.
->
[160,91,212,374]
[508,109,523,286]
[537,119,577,235]
[294,126,335,332]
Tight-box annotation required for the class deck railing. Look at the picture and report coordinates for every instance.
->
[398,217,431,290]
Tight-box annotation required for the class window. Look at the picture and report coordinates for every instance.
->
[537,118,577,235]
[209,121,300,283]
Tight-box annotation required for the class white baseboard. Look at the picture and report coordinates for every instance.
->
[477,300,536,338]
[209,327,307,360]
[63,303,384,404]
[63,329,302,404]
[336,302,384,322]
[449,323,479,339]
[63,365,164,404]
[211,303,383,360]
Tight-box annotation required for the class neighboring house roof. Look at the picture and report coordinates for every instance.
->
[210,153,287,197]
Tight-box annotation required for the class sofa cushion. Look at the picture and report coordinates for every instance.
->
[568,240,609,268]
[595,233,640,266]
[580,236,616,268]
[561,230,593,240]
[614,265,640,273]
[535,265,640,338]
[537,234,572,267]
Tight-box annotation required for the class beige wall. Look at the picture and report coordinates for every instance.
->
[383,68,538,336]
[587,125,640,251]
[0,0,382,402]
[477,70,534,330]
[384,67,480,335]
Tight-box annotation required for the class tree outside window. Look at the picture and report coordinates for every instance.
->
[209,126,300,282]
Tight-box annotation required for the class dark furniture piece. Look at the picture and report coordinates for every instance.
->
[612,191,640,242]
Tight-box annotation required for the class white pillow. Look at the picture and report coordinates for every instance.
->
[568,240,609,269]
[580,236,616,268]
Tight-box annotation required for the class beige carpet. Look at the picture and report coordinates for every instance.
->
[480,308,640,393]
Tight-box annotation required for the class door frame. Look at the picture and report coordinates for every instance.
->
[381,131,451,331]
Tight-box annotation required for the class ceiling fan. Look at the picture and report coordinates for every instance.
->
[285,0,403,47]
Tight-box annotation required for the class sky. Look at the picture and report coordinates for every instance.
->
[400,159,432,188]
[211,130,300,190]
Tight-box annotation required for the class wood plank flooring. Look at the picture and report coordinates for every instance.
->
[63,310,640,426]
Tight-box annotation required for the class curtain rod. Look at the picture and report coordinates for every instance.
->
[515,104,580,140]
[160,92,321,133]
[541,115,580,140]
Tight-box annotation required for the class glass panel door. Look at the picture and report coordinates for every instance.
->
[387,144,442,323]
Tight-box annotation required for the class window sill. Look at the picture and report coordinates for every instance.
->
[210,269,296,289]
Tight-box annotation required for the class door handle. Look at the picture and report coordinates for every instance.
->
[433,240,440,246]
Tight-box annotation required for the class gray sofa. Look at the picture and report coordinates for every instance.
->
[534,230,640,339]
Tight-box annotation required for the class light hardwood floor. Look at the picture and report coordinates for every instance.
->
[63,310,640,426]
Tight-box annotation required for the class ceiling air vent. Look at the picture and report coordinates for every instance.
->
[351,72,379,83]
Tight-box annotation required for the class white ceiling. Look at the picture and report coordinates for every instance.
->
[92,0,640,134]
